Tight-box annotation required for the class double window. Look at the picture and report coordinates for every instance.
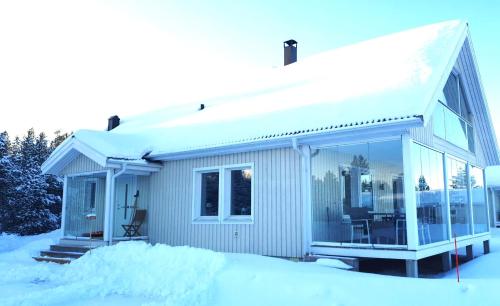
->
[193,164,253,223]
[433,72,474,152]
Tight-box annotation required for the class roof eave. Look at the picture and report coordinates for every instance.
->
[149,117,423,161]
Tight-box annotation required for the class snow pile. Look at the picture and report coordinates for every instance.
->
[0,241,225,306]
[0,229,59,254]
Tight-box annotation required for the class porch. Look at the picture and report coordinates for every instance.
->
[59,163,158,247]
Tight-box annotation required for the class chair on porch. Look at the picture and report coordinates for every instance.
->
[122,209,147,237]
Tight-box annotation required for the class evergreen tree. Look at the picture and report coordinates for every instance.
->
[0,128,66,235]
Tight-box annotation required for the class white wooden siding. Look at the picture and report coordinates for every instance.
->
[148,147,304,258]
[61,155,105,175]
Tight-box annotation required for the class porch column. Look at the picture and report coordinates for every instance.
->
[60,176,68,237]
[103,169,113,244]
[402,134,418,250]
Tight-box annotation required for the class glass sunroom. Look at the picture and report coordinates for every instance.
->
[62,172,150,243]
[309,137,490,254]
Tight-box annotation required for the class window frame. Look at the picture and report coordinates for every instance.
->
[192,163,254,224]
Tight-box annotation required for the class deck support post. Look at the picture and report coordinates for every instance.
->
[440,251,452,272]
[405,259,418,278]
[483,240,490,254]
[465,245,473,260]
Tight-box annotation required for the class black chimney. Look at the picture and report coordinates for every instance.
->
[107,115,120,131]
[284,39,297,66]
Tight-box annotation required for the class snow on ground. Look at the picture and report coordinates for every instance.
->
[1,230,499,306]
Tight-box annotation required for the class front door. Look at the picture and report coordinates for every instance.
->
[113,176,137,237]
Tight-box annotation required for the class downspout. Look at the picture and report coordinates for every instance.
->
[107,162,128,244]
[292,137,303,157]
[292,137,312,256]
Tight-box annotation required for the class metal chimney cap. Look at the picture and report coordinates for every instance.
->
[284,39,297,47]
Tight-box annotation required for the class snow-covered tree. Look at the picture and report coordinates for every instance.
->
[0,129,67,235]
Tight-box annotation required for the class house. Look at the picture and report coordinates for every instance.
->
[42,20,499,277]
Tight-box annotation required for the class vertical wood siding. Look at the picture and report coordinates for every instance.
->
[61,155,105,175]
[148,147,304,258]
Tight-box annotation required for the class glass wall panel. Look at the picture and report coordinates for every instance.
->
[470,166,488,234]
[311,139,406,246]
[447,158,471,237]
[411,143,448,245]
[65,174,107,238]
[444,111,468,150]
[432,103,446,139]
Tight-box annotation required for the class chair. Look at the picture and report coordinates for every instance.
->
[346,208,371,244]
[371,220,395,244]
[122,209,147,237]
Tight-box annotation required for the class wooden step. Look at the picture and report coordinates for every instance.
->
[40,250,86,259]
[50,244,93,253]
[33,256,72,264]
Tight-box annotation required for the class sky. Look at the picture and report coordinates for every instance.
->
[0,0,499,142]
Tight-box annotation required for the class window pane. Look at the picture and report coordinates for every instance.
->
[459,88,471,122]
[443,74,459,113]
[467,124,475,153]
[448,158,471,237]
[230,169,252,216]
[311,140,406,246]
[471,166,488,234]
[432,103,446,139]
[200,172,219,216]
[412,143,448,245]
[444,110,468,150]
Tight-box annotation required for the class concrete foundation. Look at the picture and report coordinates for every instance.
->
[465,245,473,260]
[440,251,452,272]
[483,240,490,254]
[405,259,418,278]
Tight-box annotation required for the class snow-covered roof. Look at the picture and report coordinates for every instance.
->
[486,166,500,187]
[44,20,473,173]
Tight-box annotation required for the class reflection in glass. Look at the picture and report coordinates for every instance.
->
[311,139,406,246]
[411,143,448,245]
[471,166,488,234]
[448,158,471,237]
[230,169,252,216]
[200,172,219,216]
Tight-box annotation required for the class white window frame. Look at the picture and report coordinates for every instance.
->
[192,163,254,224]
[192,167,221,223]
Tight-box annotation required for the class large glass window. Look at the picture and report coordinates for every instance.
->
[311,139,406,246]
[200,172,220,217]
[470,166,488,234]
[433,73,474,152]
[193,165,253,223]
[229,168,252,216]
[447,158,471,237]
[411,143,448,245]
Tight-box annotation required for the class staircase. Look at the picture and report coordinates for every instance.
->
[33,244,94,264]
